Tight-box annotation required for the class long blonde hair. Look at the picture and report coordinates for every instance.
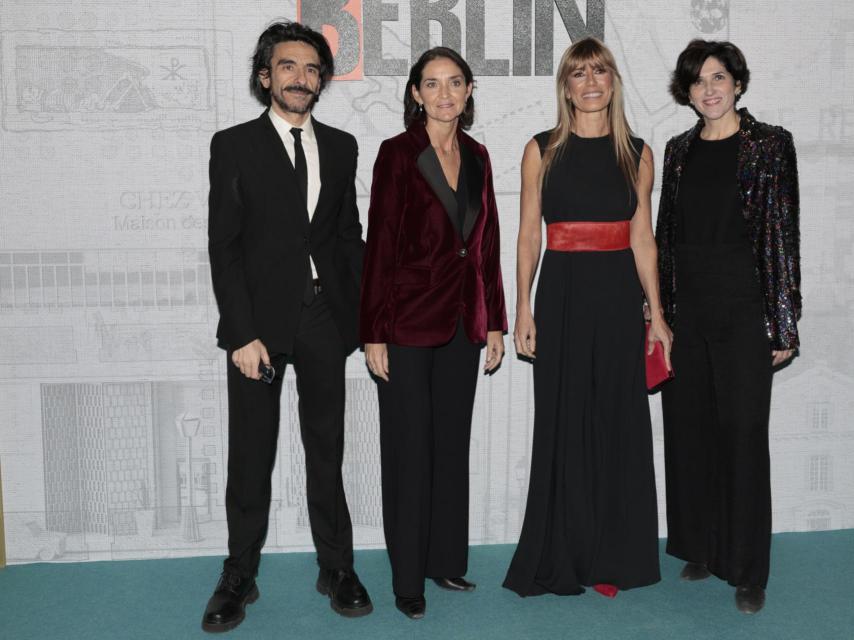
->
[541,38,640,190]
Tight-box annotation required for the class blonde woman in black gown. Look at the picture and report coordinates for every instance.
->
[504,38,671,597]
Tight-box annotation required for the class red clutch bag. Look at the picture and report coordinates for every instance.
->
[646,322,673,391]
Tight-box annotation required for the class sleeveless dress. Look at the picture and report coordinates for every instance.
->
[503,132,660,596]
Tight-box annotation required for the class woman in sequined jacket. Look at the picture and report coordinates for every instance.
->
[655,40,801,615]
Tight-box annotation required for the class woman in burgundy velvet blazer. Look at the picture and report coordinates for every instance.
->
[359,97,506,347]
[360,47,507,619]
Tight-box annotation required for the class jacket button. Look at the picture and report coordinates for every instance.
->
[457,248,468,258]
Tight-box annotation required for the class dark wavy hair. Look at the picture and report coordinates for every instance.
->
[250,21,335,106]
[669,39,750,107]
[403,47,475,130]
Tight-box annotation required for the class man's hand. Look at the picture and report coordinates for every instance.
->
[232,338,270,380]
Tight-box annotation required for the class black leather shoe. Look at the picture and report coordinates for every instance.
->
[201,572,259,633]
[735,585,765,614]
[395,595,426,619]
[432,577,476,592]
[316,568,373,617]
[680,562,711,581]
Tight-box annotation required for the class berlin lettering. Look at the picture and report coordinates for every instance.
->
[298,0,605,78]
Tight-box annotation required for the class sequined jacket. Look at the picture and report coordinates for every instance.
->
[656,108,801,350]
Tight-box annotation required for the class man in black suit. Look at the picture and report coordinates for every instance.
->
[202,22,370,632]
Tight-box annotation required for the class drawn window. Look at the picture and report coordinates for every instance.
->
[808,455,831,492]
[807,509,831,531]
[810,402,830,430]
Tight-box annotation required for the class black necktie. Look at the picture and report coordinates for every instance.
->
[290,127,308,206]
[291,127,314,305]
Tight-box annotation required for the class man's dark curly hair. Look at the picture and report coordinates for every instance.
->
[250,21,335,106]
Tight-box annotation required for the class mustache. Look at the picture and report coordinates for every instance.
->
[283,84,318,97]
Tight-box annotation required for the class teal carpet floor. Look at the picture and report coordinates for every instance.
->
[1,530,852,639]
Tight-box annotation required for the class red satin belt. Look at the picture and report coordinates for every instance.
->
[546,221,631,252]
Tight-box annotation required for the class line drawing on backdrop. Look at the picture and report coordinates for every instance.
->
[0,0,852,563]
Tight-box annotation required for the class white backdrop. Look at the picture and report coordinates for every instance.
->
[1,0,852,565]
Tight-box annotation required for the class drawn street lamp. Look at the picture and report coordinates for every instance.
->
[176,411,201,542]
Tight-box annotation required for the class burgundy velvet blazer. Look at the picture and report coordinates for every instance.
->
[360,119,507,347]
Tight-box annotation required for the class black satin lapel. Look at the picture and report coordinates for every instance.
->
[416,147,460,234]
[460,144,483,242]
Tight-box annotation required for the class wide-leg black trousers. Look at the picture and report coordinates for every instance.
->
[662,244,773,588]
[376,324,481,597]
[223,292,354,578]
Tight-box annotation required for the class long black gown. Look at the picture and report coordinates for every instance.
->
[504,132,660,596]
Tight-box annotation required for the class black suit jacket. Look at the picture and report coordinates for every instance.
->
[208,111,364,355]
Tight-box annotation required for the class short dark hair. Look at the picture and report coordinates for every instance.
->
[403,47,475,130]
[669,39,750,106]
[250,21,335,106]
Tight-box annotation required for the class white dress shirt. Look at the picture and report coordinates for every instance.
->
[269,109,321,278]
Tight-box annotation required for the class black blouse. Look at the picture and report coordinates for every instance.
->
[675,133,747,244]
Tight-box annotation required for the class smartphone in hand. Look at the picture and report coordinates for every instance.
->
[259,362,275,384]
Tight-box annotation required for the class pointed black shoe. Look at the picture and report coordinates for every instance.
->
[201,572,259,633]
[432,577,476,592]
[680,562,711,581]
[395,595,426,619]
[735,585,765,614]
[316,568,373,617]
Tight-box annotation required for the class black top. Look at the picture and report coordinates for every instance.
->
[534,131,643,223]
[416,143,481,242]
[428,149,471,238]
[675,133,747,244]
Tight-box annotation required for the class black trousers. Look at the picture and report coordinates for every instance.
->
[662,244,773,588]
[223,291,353,578]
[377,324,481,597]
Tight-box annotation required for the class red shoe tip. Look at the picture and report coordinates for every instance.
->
[593,583,619,598]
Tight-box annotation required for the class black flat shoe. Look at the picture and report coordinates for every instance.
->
[680,562,711,581]
[316,568,373,617]
[395,595,426,619]
[201,572,259,633]
[432,577,476,592]
[735,585,765,614]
